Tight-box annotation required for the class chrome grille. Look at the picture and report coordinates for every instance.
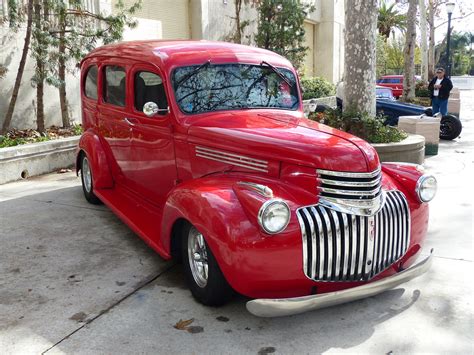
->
[317,167,383,216]
[297,190,410,282]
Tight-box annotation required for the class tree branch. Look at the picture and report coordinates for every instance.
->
[435,12,473,29]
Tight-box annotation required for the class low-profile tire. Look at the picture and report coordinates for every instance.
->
[181,222,233,306]
[80,153,102,205]
[440,114,462,140]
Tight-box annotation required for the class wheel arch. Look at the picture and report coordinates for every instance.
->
[76,130,114,189]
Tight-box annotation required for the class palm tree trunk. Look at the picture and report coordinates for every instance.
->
[1,0,34,135]
[419,0,428,82]
[427,0,436,78]
[344,0,378,115]
[402,0,417,101]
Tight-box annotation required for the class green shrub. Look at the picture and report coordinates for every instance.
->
[415,80,430,97]
[300,77,336,100]
[309,108,407,144]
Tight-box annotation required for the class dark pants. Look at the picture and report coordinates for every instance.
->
[432,97,448,116]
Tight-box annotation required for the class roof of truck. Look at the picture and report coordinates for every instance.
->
[83,40,294,71]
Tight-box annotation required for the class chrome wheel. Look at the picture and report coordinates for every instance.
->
[82,157,92,193]
[187,227,208,288]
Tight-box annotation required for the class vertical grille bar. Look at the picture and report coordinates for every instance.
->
[302,208,316,279]
[320,207,333,280]
[296,211,309,277]
[331,209,342,279]
[341,213,350,280]
[349,214,357,280]
[312,207,325,279]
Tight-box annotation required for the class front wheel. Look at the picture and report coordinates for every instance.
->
[440,114,462,140]
[80,153,102,205]
[182,223,233,306]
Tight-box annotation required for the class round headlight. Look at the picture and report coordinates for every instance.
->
[416,175,437,202]
[258,199,290,234]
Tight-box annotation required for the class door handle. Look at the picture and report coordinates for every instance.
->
[124,117,138,126]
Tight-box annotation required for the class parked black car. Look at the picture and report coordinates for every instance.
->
[375,86,462,140]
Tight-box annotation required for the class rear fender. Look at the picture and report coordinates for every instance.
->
[76,130,114,189]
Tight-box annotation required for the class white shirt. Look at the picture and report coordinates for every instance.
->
[433,78,442,96]
[336,81,345,102]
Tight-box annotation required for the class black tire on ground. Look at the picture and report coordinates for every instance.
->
[181,222,233,306]
[440,114,462,140]
[80,153,102,205]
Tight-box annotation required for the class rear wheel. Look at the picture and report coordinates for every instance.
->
[182,223,233,306]
[440,114,462,140]
[80,153,102,205]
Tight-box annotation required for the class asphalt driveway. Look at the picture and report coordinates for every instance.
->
[1,91,473,354]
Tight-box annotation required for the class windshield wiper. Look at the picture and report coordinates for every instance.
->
[260,61,294,87]
[174,60,211,89]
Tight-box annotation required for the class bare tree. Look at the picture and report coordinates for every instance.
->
[1,0,34,135]
[402,0,417,101]
[344,0,378,115]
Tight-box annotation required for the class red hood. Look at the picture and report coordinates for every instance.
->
[187,111,380,173]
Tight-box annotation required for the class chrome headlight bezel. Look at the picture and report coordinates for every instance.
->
[258,199,291,234]
[415,174,437,203]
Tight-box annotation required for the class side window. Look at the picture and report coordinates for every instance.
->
[134,71,168,115]
[104,65,126,107]
[84,65,98,100]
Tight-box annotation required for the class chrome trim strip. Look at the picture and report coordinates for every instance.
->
[237,181,273,198]
[246,250,434,317]
[196,146,268,172]
[320,176,382,187]
[319,186,382,196]
[317,167,381,178]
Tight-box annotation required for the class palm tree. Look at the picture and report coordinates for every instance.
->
[378,0,406,40]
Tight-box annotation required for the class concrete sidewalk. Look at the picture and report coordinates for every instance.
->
[1,91,473,354]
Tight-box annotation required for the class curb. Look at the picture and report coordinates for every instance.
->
[0,136,79,185]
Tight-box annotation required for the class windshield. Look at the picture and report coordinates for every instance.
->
[172,63,299,114]
[376,88,394,99]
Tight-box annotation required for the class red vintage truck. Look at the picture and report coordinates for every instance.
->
[77,41,435,317]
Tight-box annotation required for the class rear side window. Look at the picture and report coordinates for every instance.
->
[84,65,98,100]
[104,66,126,107]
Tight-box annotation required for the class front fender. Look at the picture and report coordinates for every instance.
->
[160,174,313,296]
[76,130,114,189]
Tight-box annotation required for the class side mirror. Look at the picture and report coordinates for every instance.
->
[143,101,169,117]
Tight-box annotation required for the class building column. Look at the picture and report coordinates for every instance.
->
[314,0,344,84]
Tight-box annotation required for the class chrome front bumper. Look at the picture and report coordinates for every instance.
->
[246,249,433,317]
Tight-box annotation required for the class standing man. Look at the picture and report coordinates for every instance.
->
[428,67,453,115]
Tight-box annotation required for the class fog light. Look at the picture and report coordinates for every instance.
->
[258,199,290,234]
[416,175,437,202]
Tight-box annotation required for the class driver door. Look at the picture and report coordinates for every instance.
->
[125,64,177,206]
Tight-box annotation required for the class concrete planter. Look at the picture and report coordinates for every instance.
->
[0,136,79,185]
[372,134,425,164]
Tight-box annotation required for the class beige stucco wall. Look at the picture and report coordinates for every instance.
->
[0,28,81,130]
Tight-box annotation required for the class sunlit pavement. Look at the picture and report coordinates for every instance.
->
[0,92,472,354]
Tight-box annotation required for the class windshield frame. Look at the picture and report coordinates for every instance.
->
[170,62,301,115]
